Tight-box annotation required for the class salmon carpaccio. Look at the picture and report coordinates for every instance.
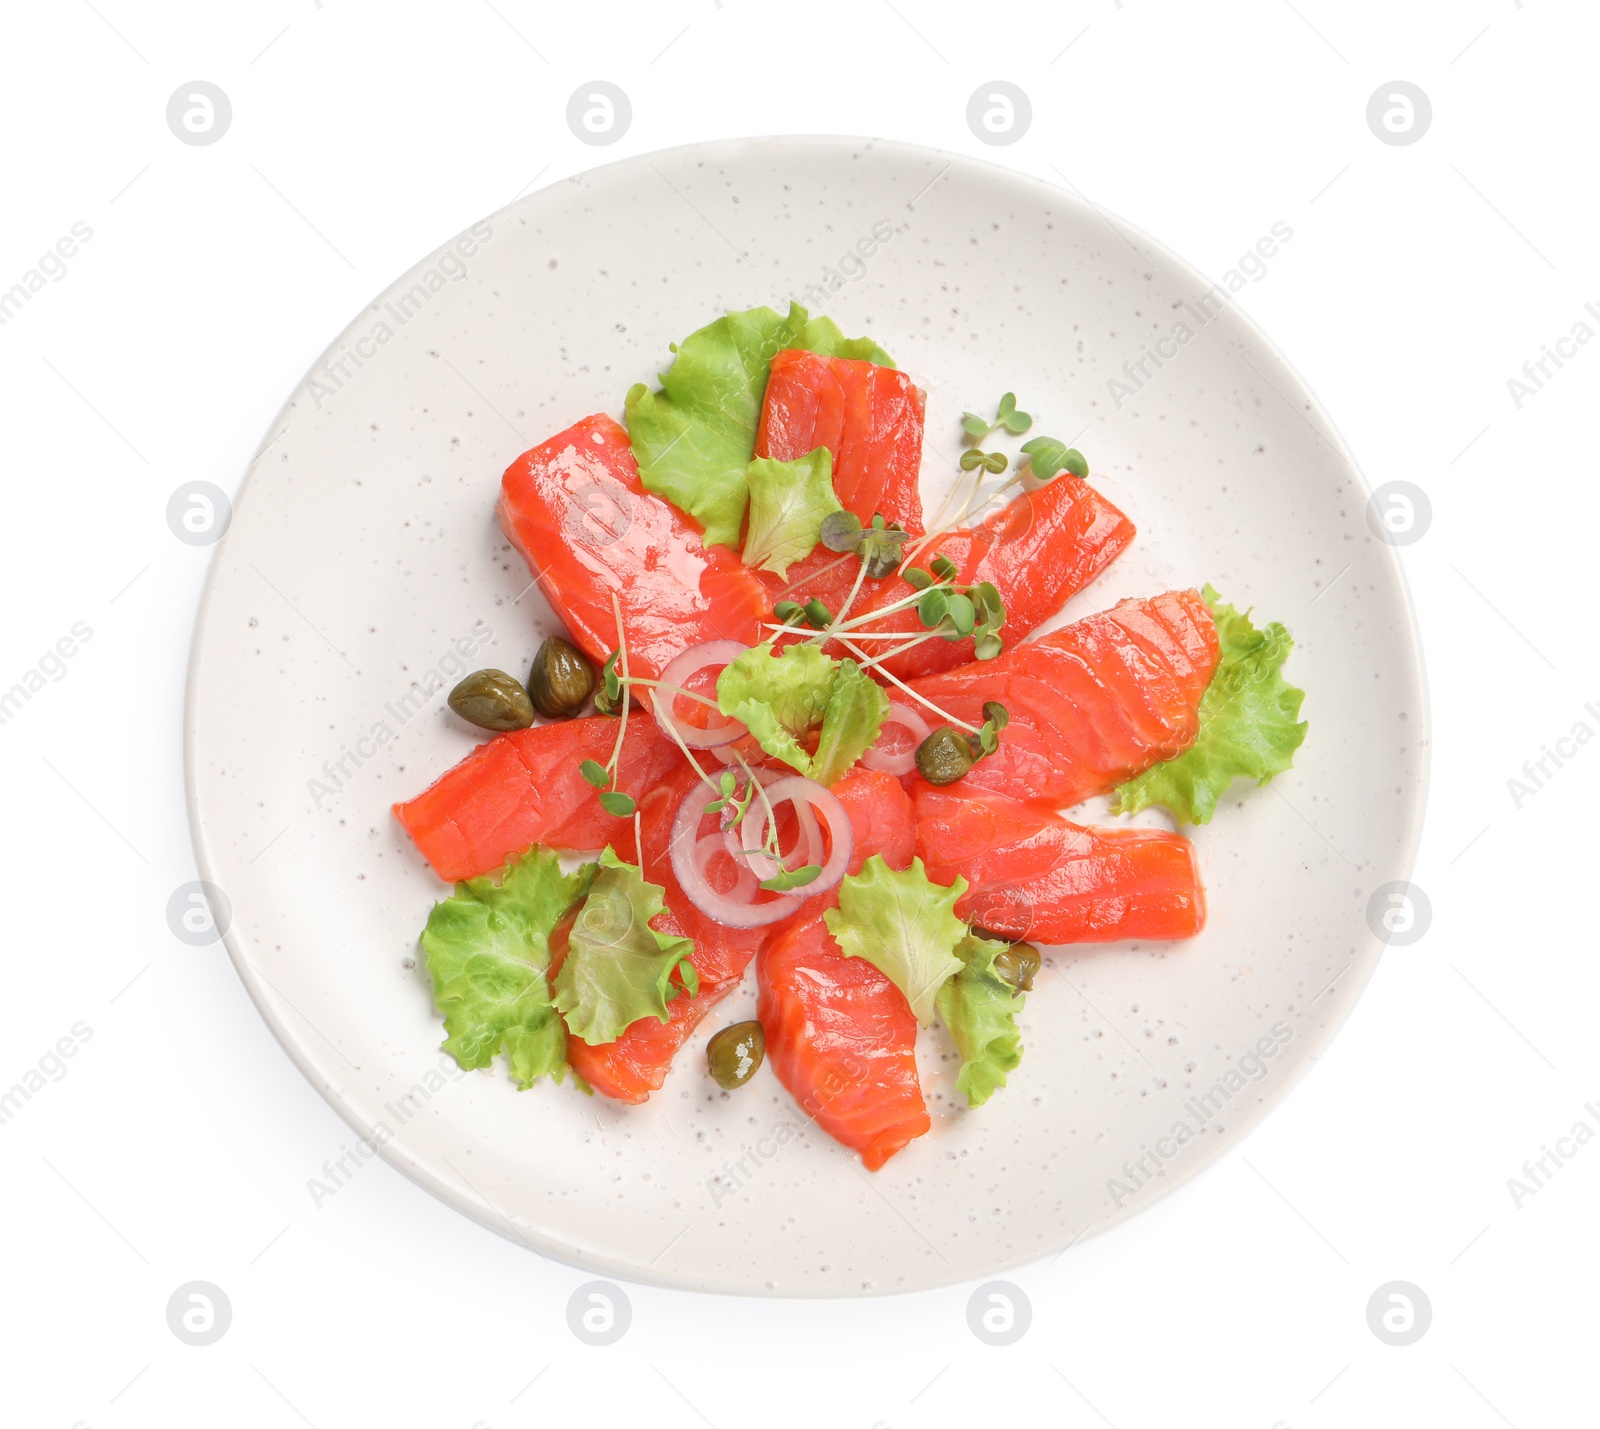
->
[497,413,769,695]
[757,772,929,1171]
[914,785,1205,944]
[565,765,916,1104]
[781,473,1137,680]
[906,589,1221,808]
[392,717,683,882]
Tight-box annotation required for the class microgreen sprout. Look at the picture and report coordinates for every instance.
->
[759,863,822,893]
[969,700,1010,760]
[1019,436,1089,480]
[961,392,1033,443]
[958,448,1009,474]
[818,509,910,580]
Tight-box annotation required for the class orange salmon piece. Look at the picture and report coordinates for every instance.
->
[913,784,1205,944]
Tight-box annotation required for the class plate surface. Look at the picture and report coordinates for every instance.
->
[186,136,1427,1295]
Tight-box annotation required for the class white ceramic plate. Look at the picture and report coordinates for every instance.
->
[186,136,1427,1296]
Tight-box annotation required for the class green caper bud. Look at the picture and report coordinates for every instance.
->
[992,941,1040,993]
[527,635,595,719]
[915,726,975,785]
[447,669,534,731]
[706,1020,765,1090]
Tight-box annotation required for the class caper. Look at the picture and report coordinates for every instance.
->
[992,941,1040,993]
[915,726,975,785]
[527,635,595,719]
[706,1020,765,1090]
[447,669,534,731]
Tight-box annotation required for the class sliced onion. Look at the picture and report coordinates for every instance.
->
[740,776,853,898]
[670,782,802,928]
[723,766,819,872]
[652,640,749,749]
[860,703,932,776]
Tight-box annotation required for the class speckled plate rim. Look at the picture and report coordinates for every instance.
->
[185,134,1430,1296]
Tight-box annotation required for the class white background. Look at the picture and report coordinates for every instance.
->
[2,1,1595,1425]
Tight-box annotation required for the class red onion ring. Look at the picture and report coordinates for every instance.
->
[721,766,819,870]
[740,776,852,898]
[652,640,749,749]
[669,782,803,928]
[859,703,931,776]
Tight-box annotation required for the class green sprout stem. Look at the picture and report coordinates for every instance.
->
[845,629,948,677]
[761,623,930,642]
[607,593,630,783]
[775,551,854,599]
[731,749,789,864]
[627,677,722,711]
[901,468,1029,568]
[835,636,982,733]
[816,558,872,643]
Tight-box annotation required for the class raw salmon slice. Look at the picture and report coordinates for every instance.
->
[566,765,917,1104]
[783,474,1136,681]
[753,348,928,618]
[907,589,1220,807]
[755,769,926,1169]
[758,913,930,1171]
[755,348,927,536]
[497,413,769,694]
[392,717,682,882]
[914,784,1205,943]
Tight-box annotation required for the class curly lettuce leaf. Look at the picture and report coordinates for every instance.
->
[624,303,892,549]
[718,641,835,739]
[824,856,968,1025]
[808,658,890,786]
[552,848,696,1046]
[421,847,595,1088]
[716,643,887,785]
[935,933,1025,1107]
[1113,585,1308,825]
[741,447,843,579]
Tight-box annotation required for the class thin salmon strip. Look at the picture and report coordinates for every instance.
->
[392,717,682,882]
[759,914,930,1171]
[907,589,1220,808]
[497,413,769,694]
[566,765,917,1104]
[756,769,927,1170]
[785,474,1136,681]
[755,348,927,536]
[914,785,1205,944]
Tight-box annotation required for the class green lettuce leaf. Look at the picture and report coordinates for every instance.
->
[624,303,892,549]
[552,848,696,1046]
[718,641,835,739]
[936,933,1025,1107]
[741,447,843,579]
[824,855,968,1025]
[1113,584,1308,824]
[716,642,888,785]
[808,657,890,786]
[420,847,595,1088]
